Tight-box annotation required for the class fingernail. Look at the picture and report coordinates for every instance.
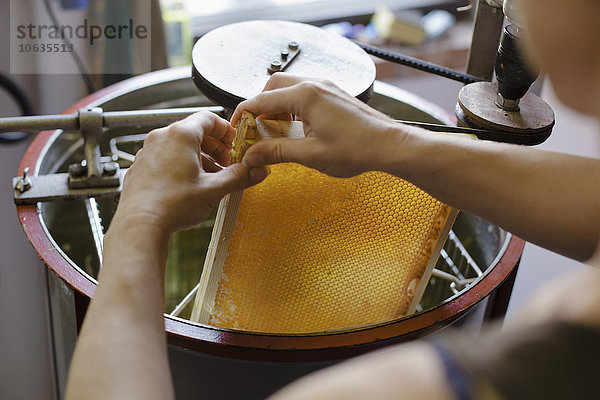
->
[242,153,266,167]
[249,167,270,184]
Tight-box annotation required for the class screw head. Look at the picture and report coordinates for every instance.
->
[69,163,87,178]
[288,41,299,50]
[103,162,119,176]
[280,50,289,60]
[495,92,520,111]
[269,60,283,73]
[16,167,32,193]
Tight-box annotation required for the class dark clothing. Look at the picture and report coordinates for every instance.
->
[431,321,600,400]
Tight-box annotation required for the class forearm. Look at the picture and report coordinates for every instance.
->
[379,126,600,261]
[65,214,174,400]
[269,343,455,400]
[63,111,264,399]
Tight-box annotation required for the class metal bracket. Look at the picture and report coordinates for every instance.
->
[69,107,121,189]
[14,168,127,205]
[1,106,227,196]
[268,41,301,74]
[466,0,505,81]
[6,106,223,204]
[68,160,121,189]
[79,107,104,178]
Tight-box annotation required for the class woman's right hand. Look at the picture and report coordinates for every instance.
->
[231,73,404,178]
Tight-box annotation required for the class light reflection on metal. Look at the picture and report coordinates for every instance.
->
[85,198,104,267]
[457,0,474,12]
[170,283,200,317]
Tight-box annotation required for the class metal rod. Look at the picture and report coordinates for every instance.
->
[395,119,500,136]
[431,268,476,288]
[109,134,148,163]
[103,107,223,128]
[0,114,78,133]
[0,106,540,144]
[440,248,467,281]
[170,283,200,317]
[449,282,460,295]
[0,106,225,134]
[396,120,481,134]
[449,230,483,276]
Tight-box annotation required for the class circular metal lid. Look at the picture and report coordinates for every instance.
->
[192,20,376,109]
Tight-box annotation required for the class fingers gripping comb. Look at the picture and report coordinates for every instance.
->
[230,111,305,164]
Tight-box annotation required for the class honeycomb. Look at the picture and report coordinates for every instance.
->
[205,160,453,334]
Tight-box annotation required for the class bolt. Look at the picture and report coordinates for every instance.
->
[288,41,299,50]
[268,60,282,73]
[270,60,281,70]
[495,92,520,111]
[16,167,32,193]
[103,162,119,176]
[280,50,289,60]
[69,163,87,178]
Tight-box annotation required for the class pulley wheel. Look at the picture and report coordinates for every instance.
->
[192,20,376,109]
[456,81,555,145]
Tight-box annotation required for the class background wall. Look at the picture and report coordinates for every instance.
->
[506,85,600,320]
[0,1,87,399]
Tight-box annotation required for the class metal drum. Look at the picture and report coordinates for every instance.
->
[16,67,524,399]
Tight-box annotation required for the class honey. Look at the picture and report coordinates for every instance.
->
[206,164,452,333]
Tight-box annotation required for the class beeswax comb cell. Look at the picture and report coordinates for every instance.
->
[191,112,456,334]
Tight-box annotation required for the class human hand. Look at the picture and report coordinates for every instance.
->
[231,73,401,178]
[116,111,269,234]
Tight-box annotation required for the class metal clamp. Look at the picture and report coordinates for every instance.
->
[14,169,127,205]
[67,107,121,189]
[6,106,223,204]
[78,107,104,178]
